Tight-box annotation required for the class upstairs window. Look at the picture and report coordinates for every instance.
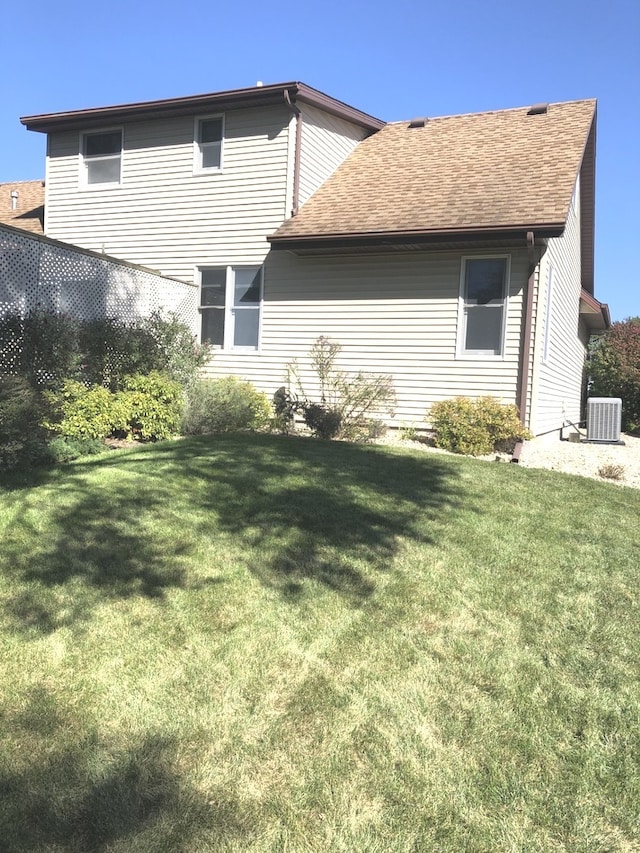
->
[195,116,224,172]
[200,266,262,350]
[82,130,122,186]
[458,256,509,357]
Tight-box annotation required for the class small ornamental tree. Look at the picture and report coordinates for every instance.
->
[589,318,640,433]
[279,336,396,441]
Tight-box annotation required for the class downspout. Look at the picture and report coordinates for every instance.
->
[283,89,302,217]
[512,231,537,462]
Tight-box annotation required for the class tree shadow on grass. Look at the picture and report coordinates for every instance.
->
[1,433,465,632]
[1,474,196,636]
[0,688,255,852]
[181,434,464,602]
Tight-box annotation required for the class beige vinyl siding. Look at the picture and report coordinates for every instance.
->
[529,182,585,435]
[44,105,293,280]
[203,248,529,425]
[297,104,369,207]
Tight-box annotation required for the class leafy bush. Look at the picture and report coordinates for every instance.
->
[44,380,128,440]
[1,308,209,392]
[44,373,183,443]
[47,436,106,464]
[141,310,211,388]
[272,386,303,434]
[303,404,342,439]
[589,318,640,433]
[429,396,531,456]
[0,376,52,469]
[119,372,184,441]
[182,377,272,435]
[0,309,82,387]
[283,336,396,441]
[78,317,154,390]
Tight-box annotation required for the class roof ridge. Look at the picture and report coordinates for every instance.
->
[0,178,44,185]
[388,98,597,125]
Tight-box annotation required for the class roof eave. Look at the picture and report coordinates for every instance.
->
[20,82,385,134]
[268,223,565,252]
[579,107,597,295]
[580,288,610,331]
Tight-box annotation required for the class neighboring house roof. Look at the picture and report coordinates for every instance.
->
[269,99,596,266]
[0,180,44,234]
[20,82,385,134]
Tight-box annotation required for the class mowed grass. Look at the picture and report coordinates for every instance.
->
[0,433,639,852]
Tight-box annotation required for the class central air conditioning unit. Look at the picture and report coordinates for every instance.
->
[586,397,622,443]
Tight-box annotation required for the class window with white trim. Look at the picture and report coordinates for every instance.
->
[200,266,262,350]
[195,116,224,172]
[81,130,122,186]
[458,256,509,357]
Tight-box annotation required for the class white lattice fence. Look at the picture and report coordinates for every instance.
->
[0,224,198,330]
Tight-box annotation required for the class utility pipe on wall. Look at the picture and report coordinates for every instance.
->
[283,90,302,217]
[518,230,537,429]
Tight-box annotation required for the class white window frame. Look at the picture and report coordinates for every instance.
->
[194,114,224,174]
[542,265,555,364]
[456,255,510,359]
[80,128,123,188]
[198,265,262,351]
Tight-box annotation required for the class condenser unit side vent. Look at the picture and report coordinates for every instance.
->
[586,397,622,443]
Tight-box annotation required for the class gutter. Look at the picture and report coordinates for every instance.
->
[580,288,611,330]
[21,81,385,135]
[512,232,536,466]
[283,89,302,217]
[517,231,537,431]
[268,224,565,251]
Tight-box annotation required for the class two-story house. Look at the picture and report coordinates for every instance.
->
[20,82,609,435]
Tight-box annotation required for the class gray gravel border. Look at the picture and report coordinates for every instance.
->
[518,432,640,489]
[379,431,640,489]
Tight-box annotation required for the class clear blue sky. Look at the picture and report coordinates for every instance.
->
[2,0,638,320]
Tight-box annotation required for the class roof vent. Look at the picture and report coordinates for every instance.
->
[408,117,427,128]
[527,103,549,116]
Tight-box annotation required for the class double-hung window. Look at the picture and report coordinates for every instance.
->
[458,256,509,357]
[195,116,224,172]
[81,130,122,186]
[200,266,262,350]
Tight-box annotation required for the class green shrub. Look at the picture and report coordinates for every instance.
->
[0,309,82,387]
[47,436,106,464]
[0,376,52,469]
[1,308,209,393]
[429,396,531,456]
[182,377,272,435]
[44,380,128,440]
[78,317,155,390]
[303,404,342,439]
[43,373,183,444]
[272,386,303,433]
[119,372,184,441]
[141,310,211,388]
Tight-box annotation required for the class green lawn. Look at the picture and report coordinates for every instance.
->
[1,433,639,852]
